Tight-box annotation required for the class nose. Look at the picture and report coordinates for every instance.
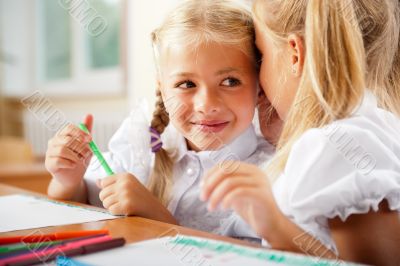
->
[193,86,221,115]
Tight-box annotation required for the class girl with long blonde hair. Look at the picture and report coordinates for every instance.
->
[46,0,274,240]
[202,0,400,264]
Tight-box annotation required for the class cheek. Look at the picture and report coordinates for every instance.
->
[260,57,290,116]
[162,92,193,128]
[228,89,257,123]
[259,61,275,101]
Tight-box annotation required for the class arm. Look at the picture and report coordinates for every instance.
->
[267,211,337,259]
[47,178,88,203]
[329,200,400,266]
[200,162,336,258]
[201,162,400,264]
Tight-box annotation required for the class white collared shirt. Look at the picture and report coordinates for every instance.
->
[84,109,274,241]
[272,92,400,253]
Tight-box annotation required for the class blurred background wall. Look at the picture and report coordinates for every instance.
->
[0,0,181,158]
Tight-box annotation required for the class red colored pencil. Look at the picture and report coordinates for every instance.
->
[0,230,109,245]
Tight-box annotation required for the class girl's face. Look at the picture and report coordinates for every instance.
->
[159,42,258,151]
[254,20,301,120]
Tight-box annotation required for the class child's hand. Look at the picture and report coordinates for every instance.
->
[98,173,178,224]
[45,115,93,189]
[200,163,338,255]
[99,173,160,217]
[200,162,284,241]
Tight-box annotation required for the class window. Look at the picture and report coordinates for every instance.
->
[36,0,124,96]
[86,0,121,69]
[41,0,72,80]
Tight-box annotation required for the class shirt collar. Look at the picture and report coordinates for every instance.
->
[164,125,258,169]
[196,126,258,170]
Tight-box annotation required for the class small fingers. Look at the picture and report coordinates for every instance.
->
[102,194,118,209]
[99,185,114,202]
[207,177,256,211]
[220,187,254,211]
[57,124,92,142]
[107,201,131,216]
[108,202,122,216]
[47,145,81,163]
[62,136,91,157]
[200,166,229,201]
[100,175,117,189]
[50,134,91,158]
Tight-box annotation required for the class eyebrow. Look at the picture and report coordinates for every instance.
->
[215,67,241,75]
[169,72,196,78]
[169,67,242,78]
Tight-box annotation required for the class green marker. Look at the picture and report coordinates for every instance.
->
[78,123,114,176]
[0,240,62,254]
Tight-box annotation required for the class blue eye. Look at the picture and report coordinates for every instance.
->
[221,77,242,87]
[175,80,196,89]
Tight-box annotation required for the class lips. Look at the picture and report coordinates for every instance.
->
[191,120,230,133]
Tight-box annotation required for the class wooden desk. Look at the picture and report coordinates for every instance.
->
[0,163,51,194]
[0,184,261,248]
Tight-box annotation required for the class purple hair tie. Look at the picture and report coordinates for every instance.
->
[150,127,163,153]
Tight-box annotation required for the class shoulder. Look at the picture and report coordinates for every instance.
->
[278,111,400,224]
[288,110,400,177]
[99,102,154,181]
[107,102,187,172]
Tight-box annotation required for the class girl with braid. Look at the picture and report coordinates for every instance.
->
[45,0,274,241]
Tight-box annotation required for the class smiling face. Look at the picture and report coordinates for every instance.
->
[158,42,258,151]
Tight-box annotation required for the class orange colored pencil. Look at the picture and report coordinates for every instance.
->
[0,229,109,245]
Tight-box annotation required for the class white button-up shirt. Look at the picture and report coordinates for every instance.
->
[84,110,274,241]
[272,92,400,253]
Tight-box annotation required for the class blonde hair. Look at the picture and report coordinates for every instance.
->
[387,0,400,114]
[360,0,400,115]
[253,0,400,180]
[148,0,257,205]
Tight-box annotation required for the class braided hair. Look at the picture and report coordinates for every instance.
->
[147,90,174,205]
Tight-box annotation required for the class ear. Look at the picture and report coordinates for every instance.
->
[287,34,305,77]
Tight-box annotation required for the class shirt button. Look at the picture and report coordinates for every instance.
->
[186,168,194,176]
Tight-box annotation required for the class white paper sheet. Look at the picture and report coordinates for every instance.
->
[58,237,278,266]
[57,235,363,266]
[0,194,117,232]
